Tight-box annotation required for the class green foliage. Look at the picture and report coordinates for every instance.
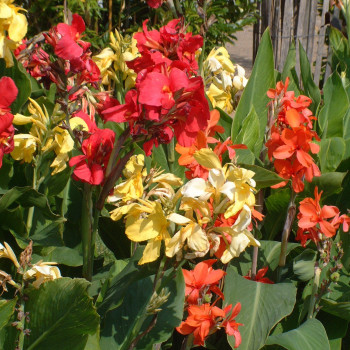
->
[224,267,297,350]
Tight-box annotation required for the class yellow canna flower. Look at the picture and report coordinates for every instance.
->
[0,0,27,67]
[0,242,20,268]
[23,261,61,288]
[11,134,39,163]
[109,154,147,202]
[206,83,234,114]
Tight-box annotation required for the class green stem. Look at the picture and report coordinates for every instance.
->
[198,0,209,77]
[26,164,38,236]
[82,183,94,281]
[307,262,321,319]
[167,138,175,173]
[277,189,297,282]
[59,177,71,239]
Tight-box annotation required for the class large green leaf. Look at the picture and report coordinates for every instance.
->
[224,267,296,350]
[299,43,321,113]
[239,164,284,189]
[293,249,317,281]
[100,268,185,350]
[235,107,262,156]
[266,319,330,350]
[0,58,31,114]
[0,186,60,220]
[232,28,274,141]
[318,138,346,172]
[32,246,83,266]
[318,73,349,137]
[0,299,16,331]
[24,278,99,350]
[282,42,300,93]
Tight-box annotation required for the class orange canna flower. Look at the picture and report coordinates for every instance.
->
[244,266,274,284]
[182,259,226,304]
[222,303,243,348]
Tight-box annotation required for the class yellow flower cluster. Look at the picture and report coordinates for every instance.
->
[204,47,248,114]
[12,99,88,175]
[0,0,27,67]
[93,30,139,90]
[109,151,260,265]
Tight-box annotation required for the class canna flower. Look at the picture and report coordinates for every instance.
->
[0,242,20,268]
[23,261,61,288]
[11,133,38,163]
[244,266,274,284]
[177,303,225,346]
[146,0,166,8]
[0,0,28,67]
[296,187,341,246]
[207,83,234,114]
[108,154,147,202]
[0,76,18,167]
[69,127,115,185]
[221,303,243,347]
[182,259,225,304]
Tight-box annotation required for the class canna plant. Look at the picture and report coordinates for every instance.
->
[0,1,350,350]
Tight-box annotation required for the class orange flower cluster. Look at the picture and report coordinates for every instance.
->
[177,260,242,347]
[176,109,246,180]
[296,187,350,246]
[265,78,321,192]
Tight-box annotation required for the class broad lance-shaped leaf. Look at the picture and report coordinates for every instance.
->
[223,267,296,350]
[266,319,330,350]
[299,43,321,114]
[318,72,349,137]
[281,42,300,94]
[235,107,262,157]
[0,299,16,331]
[318,137,346,173]
[24,278,99,350]
[232,28,274,142]
[239,164,284,189]
[100,267,185,350]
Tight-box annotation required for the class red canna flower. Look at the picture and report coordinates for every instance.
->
[0,77,18,168]
[146,0,166,8]
[296,187,340,246]
[176,303,225,346]
[182,259,226,304]
[222,303,243,348]
[244,266,274,284]
[69,127,115,185]
[54,14,89,60]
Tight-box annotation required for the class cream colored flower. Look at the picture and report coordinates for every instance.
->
[23,261,61,288]
[0,242,19,268]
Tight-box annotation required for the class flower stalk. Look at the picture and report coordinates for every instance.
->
[307,262,321,319]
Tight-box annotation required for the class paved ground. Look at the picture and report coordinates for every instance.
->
[226,26,254,77]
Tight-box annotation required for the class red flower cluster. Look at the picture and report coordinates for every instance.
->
[176,109,247,180]
[68,112,115,185]
[146,0,166,8]
[296,187,350,246]
[102,20,209,155]
[18,15,100,91]
[0,77,18,168]
[265,78,320,192]
[177,260,242,347]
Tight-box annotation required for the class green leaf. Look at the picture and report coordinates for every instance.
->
[100,268,185,350]
[217,107,233,141]
[235,148,256,165]
[224,267,296,350]
[318,73,349,137]
[263,189,291,240]
[266,319,330,350]
[304,172,347,199]
[24,278,99,350]
[293,249,317,281]
[0,186,60,220]
[232,28,274,142]
[299,43,321,113]
[320,299,350,321]
[0,58,31,114]
[239,164,285,189]
[152,144,169,172]
[319,138,346,172]
[0,299,16,331]
[32,246,83,266]
[235,107,262,156]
